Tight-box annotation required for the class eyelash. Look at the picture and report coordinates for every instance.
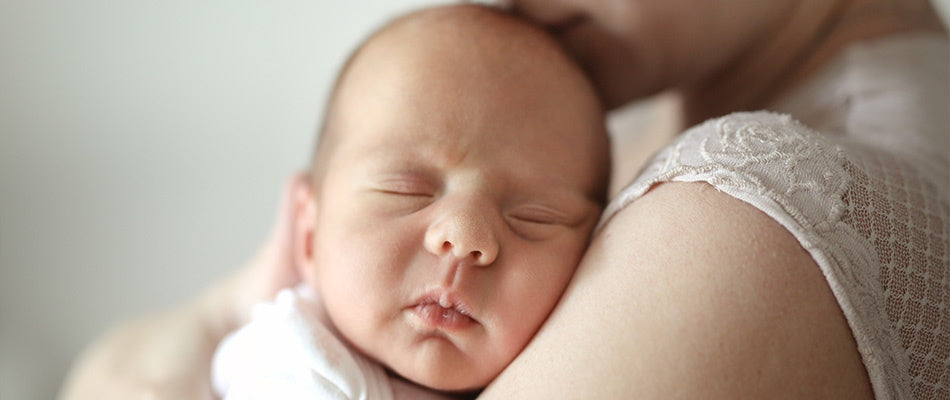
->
[508,206,568,229]
[510,213,558,225]
[505,212,566,241]
[378,189,433,197]
[375,179,436,198]
[368,178,576,235]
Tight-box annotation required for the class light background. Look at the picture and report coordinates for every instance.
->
[1,1,948,399]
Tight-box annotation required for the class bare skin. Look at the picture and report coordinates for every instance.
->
[479,182,875,399]
[476,1,944,398]
[61,1,947,398]
[511,0,944,122]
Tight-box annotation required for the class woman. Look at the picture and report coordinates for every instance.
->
[62,0,948,398]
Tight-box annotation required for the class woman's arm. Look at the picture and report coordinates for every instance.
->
[479,182,874,399]
[60,301,220,399]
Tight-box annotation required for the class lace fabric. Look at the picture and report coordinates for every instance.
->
[601,34,949,399]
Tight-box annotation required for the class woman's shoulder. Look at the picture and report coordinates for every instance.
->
[483,178,877,399]
[602,111,845,233]
[603,106,946,234]
[600,106,949,398]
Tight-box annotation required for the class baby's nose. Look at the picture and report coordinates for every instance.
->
[434,239,492,265]
[423,203,499,266]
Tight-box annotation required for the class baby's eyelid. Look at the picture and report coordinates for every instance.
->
[508,206,567,225]
[376,178,437,196]
[379,190,433,198]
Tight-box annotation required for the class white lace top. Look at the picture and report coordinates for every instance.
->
[601,34,949,400]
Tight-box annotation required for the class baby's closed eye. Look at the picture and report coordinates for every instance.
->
[374,179,436,197]
[505,205,576,240]
[362,175,439,215]
[508,205,565,225]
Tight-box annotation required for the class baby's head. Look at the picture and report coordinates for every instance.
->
[294,4,609,392]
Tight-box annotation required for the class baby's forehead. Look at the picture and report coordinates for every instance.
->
[368,5,554,56]
[317,5,608,200]
[327,6,600,134]
[341,6,585,96]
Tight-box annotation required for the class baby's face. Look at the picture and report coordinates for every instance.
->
[303,7,606,391]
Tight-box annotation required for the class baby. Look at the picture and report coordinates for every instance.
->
[212,4,609,399]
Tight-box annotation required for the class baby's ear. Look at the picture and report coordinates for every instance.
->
[291,179,319,284]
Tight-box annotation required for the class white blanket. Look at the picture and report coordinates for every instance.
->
[212,287,450,400]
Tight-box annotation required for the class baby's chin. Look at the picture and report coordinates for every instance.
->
[390,371,489,397]
[384,351,500,393]
[389,372,485,398]
[394,366,491,393]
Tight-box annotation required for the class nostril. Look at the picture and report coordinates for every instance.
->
[471,250,482,260]
[441,241,452,252]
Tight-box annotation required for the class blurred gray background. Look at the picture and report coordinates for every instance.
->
[1,1,948,399]
[0,1,445,398]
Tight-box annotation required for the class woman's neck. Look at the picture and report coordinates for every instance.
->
[678,0,947,126]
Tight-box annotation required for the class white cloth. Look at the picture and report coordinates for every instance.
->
[212,287,450,400]
[602,34,949,400]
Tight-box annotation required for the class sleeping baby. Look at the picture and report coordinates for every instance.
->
[211,4,610,399]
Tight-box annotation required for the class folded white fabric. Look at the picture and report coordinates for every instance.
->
[212,287,421,399]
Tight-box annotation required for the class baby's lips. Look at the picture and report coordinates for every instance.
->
[412,302,477,331]
[408,289,480,330]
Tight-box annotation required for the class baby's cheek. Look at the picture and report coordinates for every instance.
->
[318,243,404,334]
[495,264,571,348]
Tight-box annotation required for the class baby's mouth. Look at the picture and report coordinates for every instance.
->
[409,292,477,331]
[412,302,476,330]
